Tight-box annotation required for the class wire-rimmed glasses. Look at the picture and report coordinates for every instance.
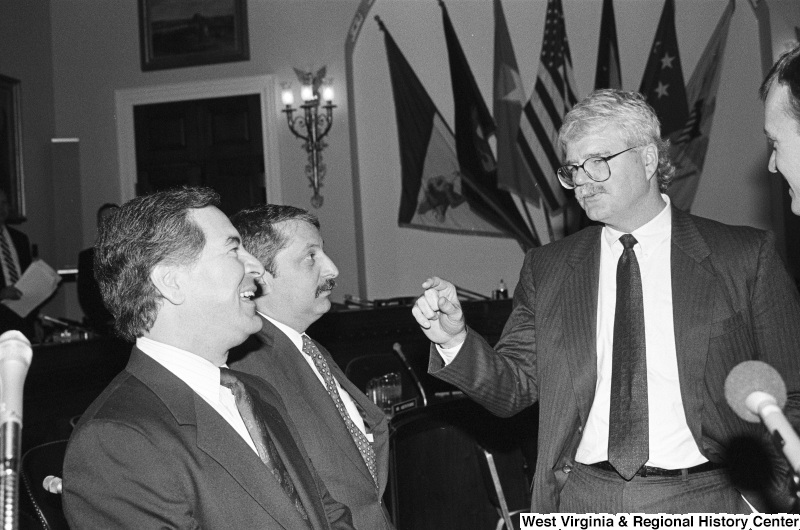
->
[556,145,640,189]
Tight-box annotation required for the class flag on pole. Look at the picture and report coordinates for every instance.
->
[493,0,551,244]
[639,0,688,136]
[517,0,578,213]
[378,17,511,238]
[440,0,538,249]
[667,0,735,211]
[594,0,622,90]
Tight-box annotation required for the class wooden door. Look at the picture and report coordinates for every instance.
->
[134,94,265,216]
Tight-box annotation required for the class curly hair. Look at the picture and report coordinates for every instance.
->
[558,89,676,191]
[94,187,219,342]
[231,204,319,276]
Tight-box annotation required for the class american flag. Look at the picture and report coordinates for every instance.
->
[517,0,578,213]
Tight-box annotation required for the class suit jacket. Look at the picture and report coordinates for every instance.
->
[230,316,393,530]
[63,347,354,529]
[1,225,34,336]
[430,208,800,512]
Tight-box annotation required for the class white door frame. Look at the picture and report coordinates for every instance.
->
[114,75,282,205]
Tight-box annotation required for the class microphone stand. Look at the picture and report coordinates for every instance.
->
[392,343,427,407]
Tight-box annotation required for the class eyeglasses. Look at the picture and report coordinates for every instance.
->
[556,145,641,190]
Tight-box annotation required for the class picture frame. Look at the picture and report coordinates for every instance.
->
[0,74,25,222]
[138,0,250,72]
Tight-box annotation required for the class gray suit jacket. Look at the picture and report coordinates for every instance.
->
[231,316,394,530]
[430,208,800,512]
[64,347,354,529]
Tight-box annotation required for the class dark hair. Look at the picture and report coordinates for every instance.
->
[760,44,800,126]
[231,204,319,276]
[95,187,220,342]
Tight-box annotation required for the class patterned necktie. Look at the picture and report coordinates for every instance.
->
[302,335,378,487]
[1,231,19,285]
[219,368,311,525]
[607,234,649,480]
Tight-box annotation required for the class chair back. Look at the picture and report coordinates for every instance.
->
[20,440,69,530]
[387,399,536,530]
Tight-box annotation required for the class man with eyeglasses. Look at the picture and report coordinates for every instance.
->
[413,89,800,513]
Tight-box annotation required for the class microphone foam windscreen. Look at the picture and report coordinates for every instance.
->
[725,360,787,423]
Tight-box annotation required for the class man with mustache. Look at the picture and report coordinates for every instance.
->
[413,89,800,513]
[230,205,393,530]
[64,188,354,529]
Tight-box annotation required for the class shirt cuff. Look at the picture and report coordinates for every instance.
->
[435,338,465,366]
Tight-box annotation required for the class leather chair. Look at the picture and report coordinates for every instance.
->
[20,440,69,530]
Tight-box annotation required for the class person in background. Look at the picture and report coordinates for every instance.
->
[63,187,354,529]
[230,204,393,530]
[413,89,800,513]
[0,187,34,337]
[77,202,118,333]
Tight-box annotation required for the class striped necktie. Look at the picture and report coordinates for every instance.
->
[303,334,378,487]
[1,230,19,285]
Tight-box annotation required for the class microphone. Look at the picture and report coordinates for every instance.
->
[0,330,33,530]
[725,360,800,473]
[392,342,428,407]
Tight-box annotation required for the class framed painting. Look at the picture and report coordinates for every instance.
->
[0,75,25,222]
[138,0,250,71]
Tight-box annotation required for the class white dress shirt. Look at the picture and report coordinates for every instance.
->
[261,313,372,442]
[575,196,706,468]
[136,336,259,455]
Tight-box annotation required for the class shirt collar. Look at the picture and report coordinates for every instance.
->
[602,194,672,254]
[259,311,304,352]
[136,336,223,400]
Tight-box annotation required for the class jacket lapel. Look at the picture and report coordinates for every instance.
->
[127,348,307,530]
[562,228,602,424]
[670,209,714,442]
[259,320,377,487]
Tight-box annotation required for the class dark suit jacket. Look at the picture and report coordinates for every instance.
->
[63,347,354,529]
[1,225,33,336]
[231,316,393,530]
[430,208,800,512]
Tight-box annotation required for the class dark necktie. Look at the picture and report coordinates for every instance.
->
[219,368,311,524]
[607,234,649,480]
[302,335,378,487]
[1,232,19,284]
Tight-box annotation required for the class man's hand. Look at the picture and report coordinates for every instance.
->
[412,277,467,349]
[0,286,22,301]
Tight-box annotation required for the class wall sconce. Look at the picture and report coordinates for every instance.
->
[281,67,336,208]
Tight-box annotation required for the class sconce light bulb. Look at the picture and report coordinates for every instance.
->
[300,85,315,102]
[281,89,294,107]
[322,86,334,103]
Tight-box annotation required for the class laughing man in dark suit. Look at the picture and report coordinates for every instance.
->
[413,89,800,513]
[63,187,353,529]
[230,205,394,530]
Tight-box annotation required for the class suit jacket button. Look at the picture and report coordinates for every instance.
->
[562,464,572,474]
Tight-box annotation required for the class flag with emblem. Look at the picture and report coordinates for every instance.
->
[639,0,688,136]
[595,0,622,90]
[517,0,577,213]
[493,0,549,245]
[378,17,510,238]
[667,0,734,210]
[440,0,538,249]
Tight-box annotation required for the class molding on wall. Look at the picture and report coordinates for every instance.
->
[114,75,283,205]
